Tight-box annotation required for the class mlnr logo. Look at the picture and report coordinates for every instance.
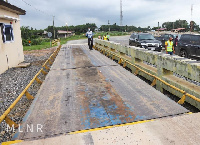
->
[6,124,43,133]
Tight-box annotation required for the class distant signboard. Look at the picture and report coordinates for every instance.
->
[48,32,52,38]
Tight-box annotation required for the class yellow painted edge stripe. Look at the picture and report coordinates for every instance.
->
[187,112,193,114]
[1,140,23,145]
[69,119,154,135]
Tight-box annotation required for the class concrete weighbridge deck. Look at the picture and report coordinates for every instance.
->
[14,44,188,141]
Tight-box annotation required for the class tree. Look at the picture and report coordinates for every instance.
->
[190,21,200,32]
[21,26,44,46]
[162,20,189,31]
[152,27,159,31]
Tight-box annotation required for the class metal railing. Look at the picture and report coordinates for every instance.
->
[94,42,200,107]
[0,45,61,128]
[52,39,60,46]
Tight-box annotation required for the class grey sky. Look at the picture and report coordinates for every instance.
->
[9,0,200,29]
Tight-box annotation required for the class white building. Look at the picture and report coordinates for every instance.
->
[0,1,26,74]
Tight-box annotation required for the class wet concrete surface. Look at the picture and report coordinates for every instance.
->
[15,41,188,141]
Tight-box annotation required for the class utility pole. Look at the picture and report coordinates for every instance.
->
[120,0,123,26]
[108,20,110,32]
[190,4,193,32]
[53,16,55,39]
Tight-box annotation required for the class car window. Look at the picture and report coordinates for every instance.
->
[191,35,197,44]
[197,36,200,45]
[164,35,169,39]
[180,35,191,43]
[191,35,200,45]
[170,34,175,39]
[138,34,155,40]
[178,34,181,40]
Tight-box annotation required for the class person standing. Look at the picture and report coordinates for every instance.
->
[106,33,110,41]
[86,28,93,50]
[103,34,108,40]
[165,37,175,55]
[174,35,178,51]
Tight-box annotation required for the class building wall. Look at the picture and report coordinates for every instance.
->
[0,9,24,74]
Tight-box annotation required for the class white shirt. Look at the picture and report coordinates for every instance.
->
[86,31,93,38]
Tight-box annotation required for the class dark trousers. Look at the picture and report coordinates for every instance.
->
[88,38,93,50]
[167,51,173,55]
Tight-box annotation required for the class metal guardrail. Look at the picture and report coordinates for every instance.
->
[0,45,61,128]
[94,41,200,107]
[52,38,60,46]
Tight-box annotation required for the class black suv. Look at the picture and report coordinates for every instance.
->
[155,34,180,46]
[176,34,200,58]
[129,33,162,51]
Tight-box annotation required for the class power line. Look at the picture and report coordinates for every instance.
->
[11,0,67,27]
[21,0,66,25]
[21,0,53,17]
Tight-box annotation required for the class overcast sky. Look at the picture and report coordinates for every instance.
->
[9,0,200,29]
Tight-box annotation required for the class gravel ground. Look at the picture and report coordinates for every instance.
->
[0,47,56,143]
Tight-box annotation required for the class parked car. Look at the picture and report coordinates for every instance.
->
[129,33,162,51]
[155,34,181,46]
[176,34,200,58]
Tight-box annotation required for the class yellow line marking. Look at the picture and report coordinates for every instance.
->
[2,140,23,145]
[187,112,193,114]
[69,119,154,135]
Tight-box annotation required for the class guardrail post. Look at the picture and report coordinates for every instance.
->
[112,55,115,60]
[134,68,139,75]
[123,61,127,68]
[44,65,50,71]
[178,93,186,104]
[151,78,157,87]
[5,116,19,129]
[118,58,122,64]
[48,60,53,65]
[41,69,48,75]
[35,77,43,84]
[25,91,34,100]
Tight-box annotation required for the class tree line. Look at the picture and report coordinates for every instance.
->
[161,20,200,31]
[21,20,200,46]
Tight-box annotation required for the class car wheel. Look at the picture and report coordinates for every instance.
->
[180,49,188,58]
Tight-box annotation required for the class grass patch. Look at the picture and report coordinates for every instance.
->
[23,41,51,51]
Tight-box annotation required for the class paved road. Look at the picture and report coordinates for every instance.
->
[109,35,130,46]
[15,38,188,141]
[67,35,130,46]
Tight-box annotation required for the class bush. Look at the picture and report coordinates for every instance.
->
[22,38,51,46]
[31,39,42,45]
[22,39,29,46]
[42,38,50,42]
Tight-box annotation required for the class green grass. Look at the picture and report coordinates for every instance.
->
[23,32,130,51]
[23,41,51,51]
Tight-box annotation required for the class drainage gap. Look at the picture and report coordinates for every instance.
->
[163,89,200,113]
